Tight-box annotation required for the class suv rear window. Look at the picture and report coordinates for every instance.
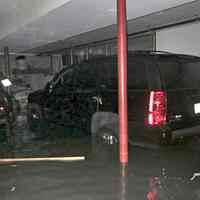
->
[127,60,148,89]
[95,58,148,90]
[159,60,200,89]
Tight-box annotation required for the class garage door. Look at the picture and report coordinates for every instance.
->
[156,22,200,57]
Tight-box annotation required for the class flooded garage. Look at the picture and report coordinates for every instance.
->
[1,131,200,199]
[1,0,200,200]
[0,96,200,200]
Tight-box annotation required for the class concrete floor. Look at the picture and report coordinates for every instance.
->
[0,114,200,199]
[0,144,200,200]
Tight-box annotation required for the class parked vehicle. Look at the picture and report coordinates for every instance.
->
[0,84,19,128]
[28,51,200,144]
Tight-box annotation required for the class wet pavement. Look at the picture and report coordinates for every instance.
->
[0,115,200,199]
[0,143,200,199]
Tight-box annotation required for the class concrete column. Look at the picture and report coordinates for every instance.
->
[117,0,128,166]
[70,48,73,65]
[50,55,53,74]
[4,47,11,78]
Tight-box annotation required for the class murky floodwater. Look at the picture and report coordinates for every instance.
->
[0,114,200,199]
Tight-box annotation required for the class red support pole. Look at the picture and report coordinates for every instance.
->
[117,0,128,165]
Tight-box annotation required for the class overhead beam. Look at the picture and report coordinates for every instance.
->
[26,0,200,54]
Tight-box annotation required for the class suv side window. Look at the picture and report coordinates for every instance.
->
[47,68,74,99]
[95,58,117,90]
[73,62,97,90]
[61,68,74,87]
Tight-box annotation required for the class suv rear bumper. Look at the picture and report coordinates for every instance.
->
[172,125,200,139]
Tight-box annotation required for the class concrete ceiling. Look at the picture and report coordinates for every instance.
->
[0,0,196,53]
[0,0,72,39]
[28,0,200,54]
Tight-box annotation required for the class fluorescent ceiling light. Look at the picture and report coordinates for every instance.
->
[1,79,12,87]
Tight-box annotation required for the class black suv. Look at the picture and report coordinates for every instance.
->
[28,51,200,144]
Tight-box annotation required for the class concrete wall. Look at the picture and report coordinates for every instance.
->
[156,22,200,57]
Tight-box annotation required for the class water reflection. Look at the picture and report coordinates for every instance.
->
[120,165,128,200]
[116,146,200,200]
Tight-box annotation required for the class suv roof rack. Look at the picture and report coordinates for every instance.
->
[129,50,174,55]
[129,50,200,61]
[84,50,200,62]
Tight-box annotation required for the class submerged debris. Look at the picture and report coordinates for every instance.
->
[190,173,200,181]
[10,186,16,192]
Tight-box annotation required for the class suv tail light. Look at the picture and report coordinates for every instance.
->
[148,91,167,126]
